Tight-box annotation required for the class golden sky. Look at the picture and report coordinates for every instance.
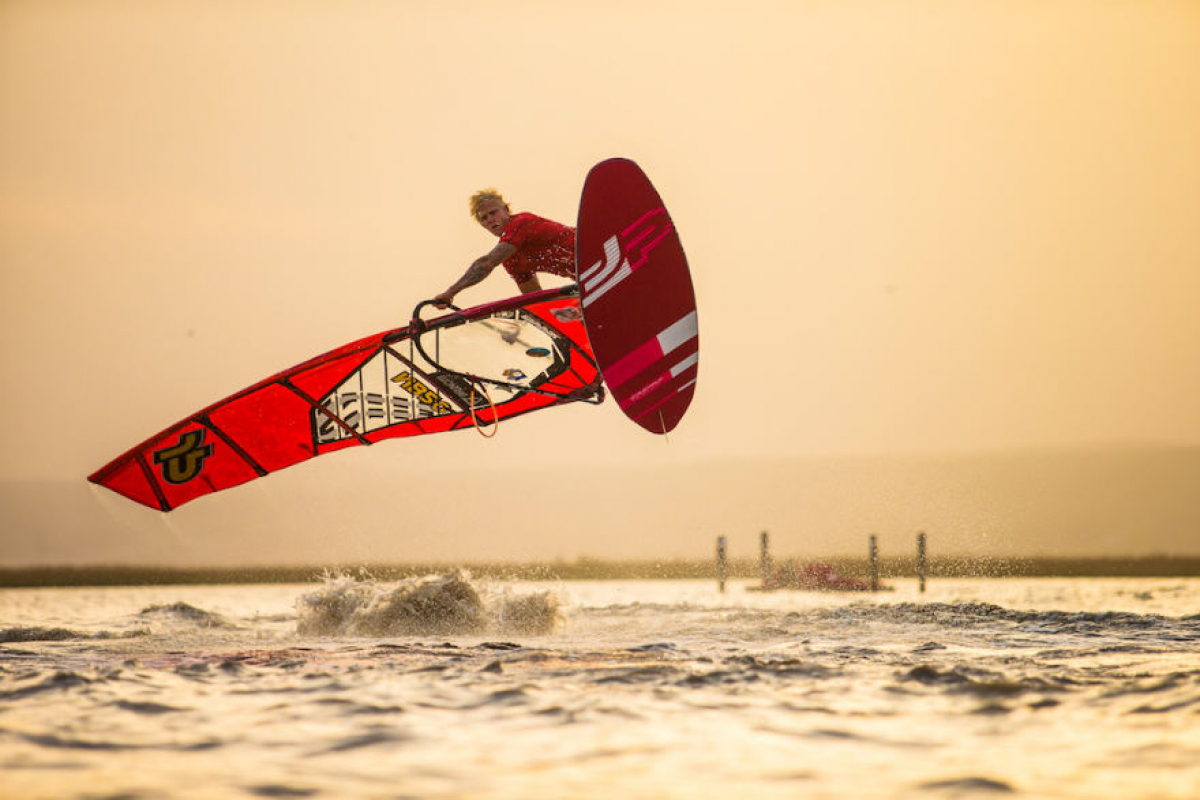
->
[2,1,1198,564]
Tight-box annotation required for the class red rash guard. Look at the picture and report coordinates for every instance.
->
[499,213,577,285]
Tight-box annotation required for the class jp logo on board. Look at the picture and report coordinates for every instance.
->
[579,207,673,308]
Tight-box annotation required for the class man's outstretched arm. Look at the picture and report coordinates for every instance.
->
[433,241,517,307]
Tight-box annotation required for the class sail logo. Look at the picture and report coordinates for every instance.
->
[153,430,213,484]
[314,354,459,445]
[580,207,673,308]
[551,305,583,323]
[391,371,454,415]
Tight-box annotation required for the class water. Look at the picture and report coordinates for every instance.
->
[2,574,1198,799]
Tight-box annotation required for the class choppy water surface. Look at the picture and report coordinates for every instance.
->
[2,575,1198,799]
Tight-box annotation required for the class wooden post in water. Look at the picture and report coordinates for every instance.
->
[869,534,880,592]
[716,536,728,593]
[917,531,928,593]
[759,530,772,587]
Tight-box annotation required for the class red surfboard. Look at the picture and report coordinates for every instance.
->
[576,158,698,434]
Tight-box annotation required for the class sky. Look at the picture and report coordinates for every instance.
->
[2,1,1199,567]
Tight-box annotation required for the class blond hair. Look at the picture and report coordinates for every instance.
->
[469,188,508,219]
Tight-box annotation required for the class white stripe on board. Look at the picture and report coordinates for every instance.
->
[657,311,698,354]
[669,351,699,378]
[581,236,623,286]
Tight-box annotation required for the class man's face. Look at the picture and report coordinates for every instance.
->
[475,199,510,236]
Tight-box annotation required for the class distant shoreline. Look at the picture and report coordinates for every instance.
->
[2,556,1200,588]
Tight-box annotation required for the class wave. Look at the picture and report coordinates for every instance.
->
[1,626,84,642]
[1,626,149,643]
[808,601,1200,634]
[294,571,560,637]
[138,601,234,628]
[0,669,99,701]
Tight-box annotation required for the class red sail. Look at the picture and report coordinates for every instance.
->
[89,287,601,511]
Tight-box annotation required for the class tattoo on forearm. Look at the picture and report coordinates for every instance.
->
[452,261,488,291]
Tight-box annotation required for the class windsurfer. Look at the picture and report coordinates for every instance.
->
[432,189,576,308]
